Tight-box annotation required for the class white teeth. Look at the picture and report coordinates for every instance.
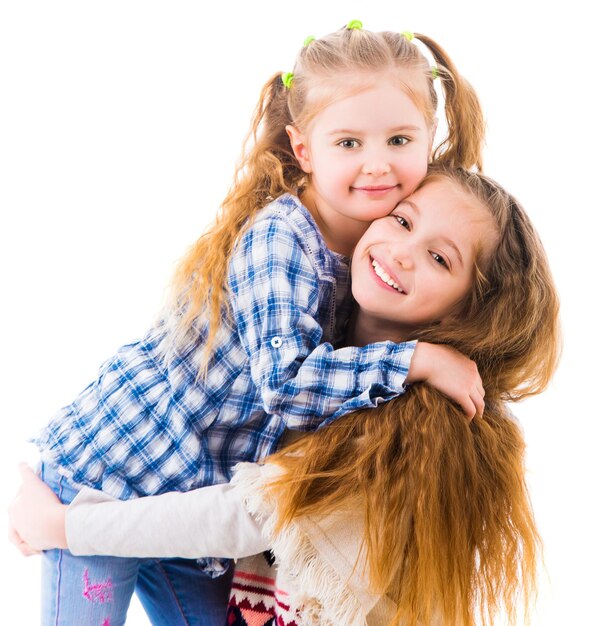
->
[371,259,404,292]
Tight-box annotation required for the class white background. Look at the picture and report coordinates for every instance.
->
[1,1,607,624]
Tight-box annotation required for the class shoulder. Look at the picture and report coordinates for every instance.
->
[249,194,323,249]
[232,194,332,276]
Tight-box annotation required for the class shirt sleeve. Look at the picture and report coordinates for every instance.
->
[229,216,416,431]
[66,483,269,559]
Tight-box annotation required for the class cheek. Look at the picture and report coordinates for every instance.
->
[310,161,338,189]
[422,273,462,314]
[349,250,365,285]
[456,278,474,305]
[350,269,369,308]
[399,156,429,195]
[315,154,345,180]
[440,278,472,314]
[423,272,448,299]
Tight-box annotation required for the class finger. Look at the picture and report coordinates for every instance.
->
[20,541,41,557]
[8,525,22,549]
[17,462,37,481]
[8,526,29,553]
[8,527,41,557]
[471,390,485,419]
[461,397,476,421]
[19,540,40,556]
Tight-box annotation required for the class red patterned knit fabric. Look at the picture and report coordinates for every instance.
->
[226,554,299,626]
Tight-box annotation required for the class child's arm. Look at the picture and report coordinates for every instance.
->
[229,212,483,430]
[8,464,268,559]
[8,464,66,555]
[407,342,484,419]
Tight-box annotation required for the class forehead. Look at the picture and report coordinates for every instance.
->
[304,73,430,133]
[407,178,487,220]
[404,178,495,259]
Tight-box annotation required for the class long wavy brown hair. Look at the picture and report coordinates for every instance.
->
[165,26,486,366]
[266,166,562,626]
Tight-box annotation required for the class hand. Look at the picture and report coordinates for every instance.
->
[406,342,484,420]
[8,463,68,555]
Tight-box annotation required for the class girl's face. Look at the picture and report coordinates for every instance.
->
[287,76,433,252]
[351,178,496,336]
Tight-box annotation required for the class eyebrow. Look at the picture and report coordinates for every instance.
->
[328,125,423,135]
[403,199,464,268]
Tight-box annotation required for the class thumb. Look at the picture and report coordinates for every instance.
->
[17,462,37,481]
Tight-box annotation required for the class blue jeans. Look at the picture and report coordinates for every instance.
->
[40,463,235,626]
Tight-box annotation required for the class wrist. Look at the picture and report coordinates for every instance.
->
[406,341,431,384]
[50,504,69,550]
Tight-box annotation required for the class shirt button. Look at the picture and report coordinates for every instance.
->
[270,336,283,348]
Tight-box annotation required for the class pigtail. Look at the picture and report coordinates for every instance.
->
[216,72,298,222]
[416,34,486,171]
[167,71,302,370]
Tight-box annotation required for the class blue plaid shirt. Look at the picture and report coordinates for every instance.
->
[34,194,415,501]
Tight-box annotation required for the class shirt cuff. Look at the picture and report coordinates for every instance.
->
[384,340,417,390]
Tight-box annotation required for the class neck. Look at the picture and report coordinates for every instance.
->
[348,307,410,347]
[300,189,369,256]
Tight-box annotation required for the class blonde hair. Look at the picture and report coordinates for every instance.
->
[266,166,561,626]
[166,26,486,366]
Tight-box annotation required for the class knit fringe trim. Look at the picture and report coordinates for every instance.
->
[231,462,368,626]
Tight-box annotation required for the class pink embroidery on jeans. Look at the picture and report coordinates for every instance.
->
[101,619,111,626]
[82,568,113,604]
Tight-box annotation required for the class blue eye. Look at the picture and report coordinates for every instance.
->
[388,136,409,146]
[338,139,360,149]
[394,215,411,230]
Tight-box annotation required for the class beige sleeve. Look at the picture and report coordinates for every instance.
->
[66,481,269,559]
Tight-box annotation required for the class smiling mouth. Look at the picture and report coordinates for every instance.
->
[352,185,397,195]
[371,258,404,293]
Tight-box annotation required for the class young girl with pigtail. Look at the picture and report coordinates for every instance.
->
[19,21,488,625]
[12,165,561,626]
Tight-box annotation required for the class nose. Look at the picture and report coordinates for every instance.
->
[391,241,415,270]
[361,150,391,177]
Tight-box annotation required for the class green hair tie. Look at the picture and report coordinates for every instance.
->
[303,35,315,46]
[431,66,439,80]
[346,19,363,30]
[401,31,415,41]
[281,71,294,89]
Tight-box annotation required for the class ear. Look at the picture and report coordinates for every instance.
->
[428,118,438,162]
[286,125,312,173]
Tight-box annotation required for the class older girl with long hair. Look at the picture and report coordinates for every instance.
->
[11,165,560,626]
